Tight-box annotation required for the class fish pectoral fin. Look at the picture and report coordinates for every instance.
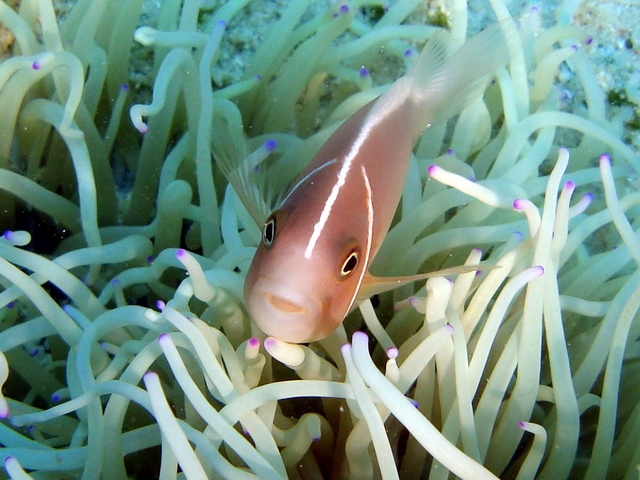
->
[211,98,274,226]
[358,264,494,301]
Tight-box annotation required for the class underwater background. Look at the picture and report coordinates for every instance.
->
[0,0,640,478]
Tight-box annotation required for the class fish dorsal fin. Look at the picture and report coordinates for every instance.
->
[357,264,492,301]
[211,98,275,226]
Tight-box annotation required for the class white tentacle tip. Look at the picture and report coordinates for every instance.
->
[599,153,611,166]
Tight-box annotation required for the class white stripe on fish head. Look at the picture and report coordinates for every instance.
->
[341,164,375,314]
[302,113,380,259]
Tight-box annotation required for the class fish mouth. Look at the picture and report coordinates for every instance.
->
[247,276,324,342]
[263,292,308,315]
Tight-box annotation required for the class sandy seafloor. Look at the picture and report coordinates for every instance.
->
[131,0,640,165]
[2,0,639,152]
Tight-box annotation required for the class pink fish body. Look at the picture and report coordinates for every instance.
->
[242,23,515,343]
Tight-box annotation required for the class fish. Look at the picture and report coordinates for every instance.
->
[220,21,517,343]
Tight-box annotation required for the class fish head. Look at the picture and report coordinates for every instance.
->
[244,206,369,343]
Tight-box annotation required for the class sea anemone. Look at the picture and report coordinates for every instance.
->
[0,0,639,478]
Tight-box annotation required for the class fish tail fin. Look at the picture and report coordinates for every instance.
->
[407,20,519,138]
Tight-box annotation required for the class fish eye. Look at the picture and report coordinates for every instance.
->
[262,214,276,248]
[339,249,359,279]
